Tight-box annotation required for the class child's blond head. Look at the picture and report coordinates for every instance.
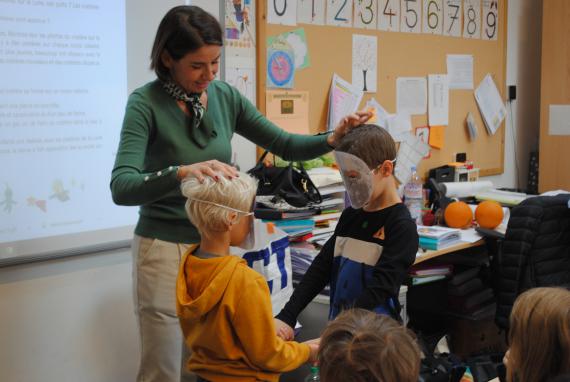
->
[180,172,257,239]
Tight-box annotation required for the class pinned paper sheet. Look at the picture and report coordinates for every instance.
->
[428,74,449,126]
[397,77,427,115]
[327,73,363,131]
[266,90,310,134]
[352,34,377,93]
[266,40,295,89]
[466,112,478,140]
[268,29,310,70]
[387,113,412,142]
[463,0,481,39]
[447,55,473,90]
[395,133,430,185]
[415,126,431,159]
[297,0,325,25]
[549,105,570,136]
[365,98,389,128]
[267,0,298,26]
[474,74,506,135]
[429,125,445,149]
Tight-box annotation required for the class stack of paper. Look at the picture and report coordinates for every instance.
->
[417,225,461,250]
[474,189,530,206]
[289,243,331,297]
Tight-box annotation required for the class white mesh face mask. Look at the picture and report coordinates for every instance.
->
[188,198,256,250]
[334,151,374,209]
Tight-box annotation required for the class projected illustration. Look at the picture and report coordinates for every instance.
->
[27,197,47,212]
[49,179,70,202]
[0,184,17,213]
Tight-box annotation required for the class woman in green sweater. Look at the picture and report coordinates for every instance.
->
[111,5,369,382]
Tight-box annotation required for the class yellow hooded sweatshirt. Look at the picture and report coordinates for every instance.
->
[176,246,310,382]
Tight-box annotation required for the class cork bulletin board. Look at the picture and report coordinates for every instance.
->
[255,0,508,177]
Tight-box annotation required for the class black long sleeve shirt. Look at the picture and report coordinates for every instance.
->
[276,203,418,327]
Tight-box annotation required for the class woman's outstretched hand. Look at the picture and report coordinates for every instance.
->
[327,109,373,148]
[177,160,238,183]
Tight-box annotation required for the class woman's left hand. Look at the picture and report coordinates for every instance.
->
[327,109,373,148]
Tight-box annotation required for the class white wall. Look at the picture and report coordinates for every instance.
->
[0,2,544,381]
[0,249,137,382]
[482,0,542,190]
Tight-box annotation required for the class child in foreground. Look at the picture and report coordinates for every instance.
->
[318,308,421,382]
[504,287,570,382]
[176,172,318,382]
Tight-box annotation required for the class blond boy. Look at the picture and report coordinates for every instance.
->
[177,173,318,382]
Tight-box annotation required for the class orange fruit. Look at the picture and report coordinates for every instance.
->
[475,200,504,229]
[444,201,473,228]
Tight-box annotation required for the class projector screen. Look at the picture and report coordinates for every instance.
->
[0,0,137,265]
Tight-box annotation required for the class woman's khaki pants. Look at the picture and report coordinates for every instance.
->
[132,235,196,382]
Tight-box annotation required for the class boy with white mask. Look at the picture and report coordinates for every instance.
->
[176,172,318,382]
[275,124,419,340]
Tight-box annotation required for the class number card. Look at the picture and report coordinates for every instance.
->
[463,0,481,39]
[400,0,421,34]
[423,0,443,35]
[443,0,462,37]
[327,0,354,27]
[378,0,400,32]
[268,0,298,26]
[482,0,498,40]
[354,0,378,29]
[297,0,326,25]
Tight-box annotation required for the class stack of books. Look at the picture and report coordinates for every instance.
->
[409,264,453,285]
[417,225,462,250]
[271,219,315,242]
[289,242,331,299]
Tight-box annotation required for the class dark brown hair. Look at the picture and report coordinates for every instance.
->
[335,124,397,170]
[507,287,570,382]
[150,6,223,81]
[318,309,421,382]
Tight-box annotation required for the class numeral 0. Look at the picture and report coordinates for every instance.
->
[273,0,287,16]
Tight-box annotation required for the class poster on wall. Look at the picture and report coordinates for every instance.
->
[224,0,257,105]
[352,34,377,93]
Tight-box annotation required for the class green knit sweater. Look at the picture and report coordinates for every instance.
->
[111,80,331,243]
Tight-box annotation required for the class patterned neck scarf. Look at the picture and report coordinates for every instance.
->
[161,80,215,148]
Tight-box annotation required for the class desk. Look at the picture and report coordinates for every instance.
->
[414,240,485,265]
[408,237,507,357]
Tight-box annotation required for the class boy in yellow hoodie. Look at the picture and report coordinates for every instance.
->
[176,172,318,382]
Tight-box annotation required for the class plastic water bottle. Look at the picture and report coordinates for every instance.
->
[304,365,320,381]
[404,166,423,225]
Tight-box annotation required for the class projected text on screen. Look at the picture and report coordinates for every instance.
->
[0,0,135,255]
